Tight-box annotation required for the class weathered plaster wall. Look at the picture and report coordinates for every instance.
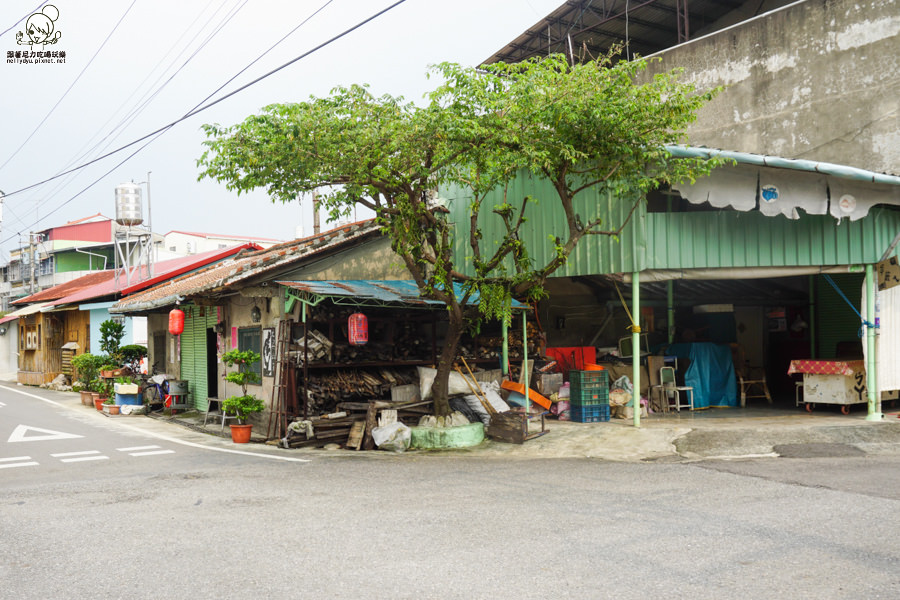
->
[283,236,408,280]
[647,0,900,173]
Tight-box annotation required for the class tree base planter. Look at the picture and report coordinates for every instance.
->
[409,422,485,450]
[230,424,253,443]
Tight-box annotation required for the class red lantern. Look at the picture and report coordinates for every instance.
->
[168,308,185,336]
[348,312,368,345]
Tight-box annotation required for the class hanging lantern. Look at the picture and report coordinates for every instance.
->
[168,308,185,336]
[348,312,368,345]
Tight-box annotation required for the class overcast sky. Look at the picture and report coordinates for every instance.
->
[0,0,559,259]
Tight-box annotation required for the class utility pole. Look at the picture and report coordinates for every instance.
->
[29,231,36,295]
[312,190,321,235]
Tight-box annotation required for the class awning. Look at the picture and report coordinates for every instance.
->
[277,280,528,310]
[0,301,53,325]
[670,159,900,222]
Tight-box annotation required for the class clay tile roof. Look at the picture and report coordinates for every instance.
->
[111,220,380,313]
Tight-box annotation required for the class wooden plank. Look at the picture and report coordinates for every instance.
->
[363,403,378,450]
[347,420,365,451]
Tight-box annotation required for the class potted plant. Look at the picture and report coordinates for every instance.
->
[72,353,105,406]
[119,344,147,375]
[221,349,265,443]
[95,380,114,411]
[102,398,120,415]
[114,376,141,407]
[99,362,121,379]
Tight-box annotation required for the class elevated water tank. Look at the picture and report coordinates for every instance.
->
[115,183,143,226]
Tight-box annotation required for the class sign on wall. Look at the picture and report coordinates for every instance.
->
[877,256,900,291]
[262,327,275,377]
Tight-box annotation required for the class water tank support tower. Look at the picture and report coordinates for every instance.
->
[113,181,154,287]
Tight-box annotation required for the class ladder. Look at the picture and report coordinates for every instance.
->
[266,318,293,440]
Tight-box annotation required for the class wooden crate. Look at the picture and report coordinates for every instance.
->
[486,408,547,444]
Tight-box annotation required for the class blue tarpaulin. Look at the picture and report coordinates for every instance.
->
[665,343,738,409]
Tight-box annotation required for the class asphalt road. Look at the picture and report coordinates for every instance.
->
[2,385,900,599]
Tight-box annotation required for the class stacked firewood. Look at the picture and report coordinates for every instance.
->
[303,368,416,414]
[294,319,432,365]
[463,322,540,360]
[279,398,433,449]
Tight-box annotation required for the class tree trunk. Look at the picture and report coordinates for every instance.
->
[430,310,466,417]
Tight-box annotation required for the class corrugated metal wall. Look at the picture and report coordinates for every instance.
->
[445,172,646,277]
[646,211,900,270]
[444,171,900,275]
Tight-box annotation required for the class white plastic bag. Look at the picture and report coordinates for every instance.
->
[372,422,411,452]
[417,367,474,400]
[612,375,633,395]
[481,381,511,413]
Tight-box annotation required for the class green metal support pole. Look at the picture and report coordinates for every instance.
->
[632,271,641,428]
[667,280,675,345]
[523,313,530,413]
[809,275,816,359]
[865,265,883,421]
[501,317,509,378]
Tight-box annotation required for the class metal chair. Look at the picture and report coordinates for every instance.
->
[659,366,693,412]
[203,398,240,431]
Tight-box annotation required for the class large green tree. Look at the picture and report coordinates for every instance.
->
[198,51,721,416]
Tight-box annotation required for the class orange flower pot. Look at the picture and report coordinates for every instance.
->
[229,424,253,444]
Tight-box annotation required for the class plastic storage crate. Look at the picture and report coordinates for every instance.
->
[570,404,611,423]
[569,370,609,406]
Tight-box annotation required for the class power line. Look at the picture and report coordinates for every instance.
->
[0,0,139,173]
[9,0,236,227]
[0,0,44,39]
[10,0,333,229]
[1,0,408,241]
[4,0,408,201]
[4,0,333,242]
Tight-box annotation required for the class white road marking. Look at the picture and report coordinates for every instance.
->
[129,450,176,457]
[0,401,6,407]
[58,456,109,463]
[0,456,32,462]
[51,450,109,463]
[0,456,38,469]
[52,451,109,463]
[8,424,84,443]
[117,445,161,452]
[51,451,102,457]
[0,461,39,469]
[0,385,310,463]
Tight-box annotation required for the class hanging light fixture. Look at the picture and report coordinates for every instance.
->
[250,304,261,323]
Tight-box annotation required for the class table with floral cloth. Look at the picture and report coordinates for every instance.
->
[787,360,867,411]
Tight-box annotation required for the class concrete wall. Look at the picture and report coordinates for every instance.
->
[646,0,900,173]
